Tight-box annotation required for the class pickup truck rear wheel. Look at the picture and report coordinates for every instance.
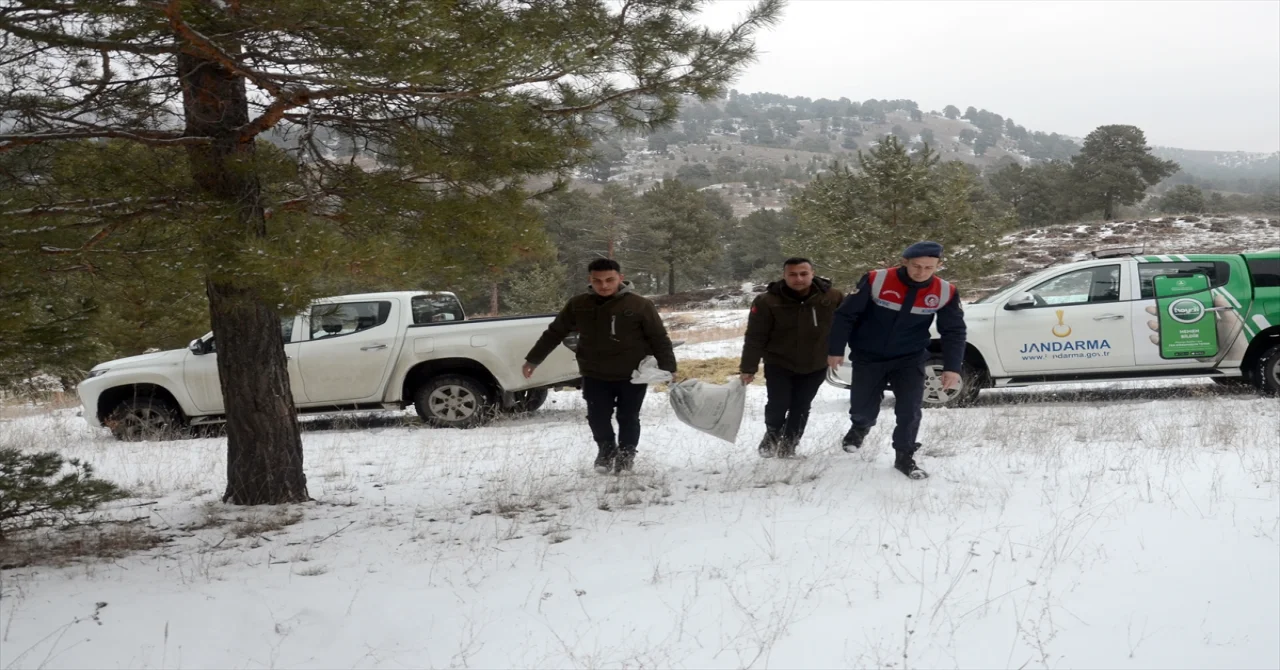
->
[1256,344,1280,396]
[415,375,493,428]
[504,388,549,414]
[922,356,981,408]
[106,397,184,442]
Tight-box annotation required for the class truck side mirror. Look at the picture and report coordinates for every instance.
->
[1005,292,1035,310]
[189,339,205,355]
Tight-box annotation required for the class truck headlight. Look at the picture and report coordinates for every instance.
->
[85,369,109,379]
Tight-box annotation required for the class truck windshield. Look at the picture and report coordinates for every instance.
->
[412,294,465,324]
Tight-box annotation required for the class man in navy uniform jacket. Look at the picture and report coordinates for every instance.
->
[826,241,967,479]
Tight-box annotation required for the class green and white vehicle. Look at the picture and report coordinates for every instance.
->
[827,248,1280,406]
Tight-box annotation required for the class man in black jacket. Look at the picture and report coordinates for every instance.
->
[739,258,844,458]
[826,241,967,479]
[523,258,677,474]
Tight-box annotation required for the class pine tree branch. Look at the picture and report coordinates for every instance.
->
[0,18,177,56]
[0,130,209,152]
[1,197,188,221]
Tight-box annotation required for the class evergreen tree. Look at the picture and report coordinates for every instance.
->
[1159,185,1206,214]
[788,136,1013,287]
[1071,125,1179,220]
[943,105,961,120]
[1206,191,1228,212]
[505,262,570,315]
[587,141,628,184]
[1018,162,1080,227]
[0,0,782,504]
[725,208,798,281]
[988,163,1028,212]
[632,180,727,295]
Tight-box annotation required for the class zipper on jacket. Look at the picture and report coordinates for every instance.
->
[812,306,817,326]
[611,315,616,337]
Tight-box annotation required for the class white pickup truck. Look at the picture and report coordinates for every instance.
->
[828,248,1280,407]
[77,291,582,440]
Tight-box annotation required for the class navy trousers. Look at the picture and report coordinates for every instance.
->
[847,353,927,454]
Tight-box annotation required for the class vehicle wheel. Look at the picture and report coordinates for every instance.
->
[414,375,493,428]
[503,388,549,414]
[1255,344,1280,396]
[922,356,981,408]
[107,397,184,441]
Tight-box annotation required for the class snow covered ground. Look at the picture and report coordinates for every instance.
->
[2,372,1277,669]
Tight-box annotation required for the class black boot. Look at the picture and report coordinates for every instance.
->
[593,441,617,474]
[758,426,784,458]
[841,424,869,452]
[777,426,802,458]
[614,446,636,474]
[894,444,928,479]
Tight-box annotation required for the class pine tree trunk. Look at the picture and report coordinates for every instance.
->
[207,281,308,504]
[490,282,500,315]
[668,263,676,296]
[178,43,308,504]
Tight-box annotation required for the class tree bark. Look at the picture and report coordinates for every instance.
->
[177,45,308,504]
[667,263,676,296]
[490,281,500,316]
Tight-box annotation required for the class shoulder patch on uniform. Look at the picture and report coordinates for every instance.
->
[750,305,758,313]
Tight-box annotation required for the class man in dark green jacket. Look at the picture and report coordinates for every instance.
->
[739,257,844,458]
[524,259,677,474]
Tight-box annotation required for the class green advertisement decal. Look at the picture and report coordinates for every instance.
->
[1154,273,1218,359]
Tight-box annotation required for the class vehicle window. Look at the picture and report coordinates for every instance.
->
[309,301,391,340]
[412,294,465,324]
[1138,261,1230,298]
[207,314,296,352]
[1247,257,1280,288]
[975,265,1063,304]
[1029,265,1120,306]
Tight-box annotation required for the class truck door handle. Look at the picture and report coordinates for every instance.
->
[361,344,387,351]
[1093,314,1125,321]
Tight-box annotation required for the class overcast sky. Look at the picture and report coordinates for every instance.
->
[696,0,1280,153]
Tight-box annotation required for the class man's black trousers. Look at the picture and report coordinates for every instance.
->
[763,363,827,441]
[582,376,647,448]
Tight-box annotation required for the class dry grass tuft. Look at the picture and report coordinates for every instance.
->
[229,509,305,538]
[0,522,167,570]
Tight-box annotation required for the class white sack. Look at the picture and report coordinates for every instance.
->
[631,355,674,385]
[668,376,746,444]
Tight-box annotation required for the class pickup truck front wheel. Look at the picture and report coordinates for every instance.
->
[415,375,493,428]
[922,356,981,408]
[503,388,549,414]
[106,397,184,442]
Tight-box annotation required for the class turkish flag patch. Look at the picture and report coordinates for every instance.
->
[750,305,757,314]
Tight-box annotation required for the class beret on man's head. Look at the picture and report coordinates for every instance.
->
[902,241,944,259]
